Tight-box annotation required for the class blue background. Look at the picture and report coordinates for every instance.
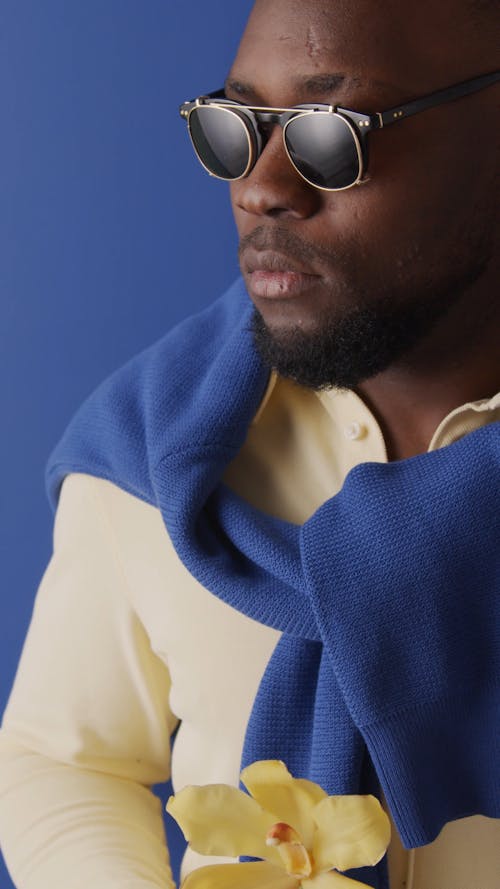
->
[0,2,254,886]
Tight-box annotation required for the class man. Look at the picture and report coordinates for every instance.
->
[0,1,498,887]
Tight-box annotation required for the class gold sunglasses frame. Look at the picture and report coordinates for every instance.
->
[183,99,367,192]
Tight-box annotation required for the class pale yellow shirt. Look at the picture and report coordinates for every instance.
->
[0,377,499,889]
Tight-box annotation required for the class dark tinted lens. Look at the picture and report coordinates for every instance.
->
[284,112,361,189]
[188,106,251,179]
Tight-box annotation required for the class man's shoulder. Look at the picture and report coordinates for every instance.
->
[45,278,253,513]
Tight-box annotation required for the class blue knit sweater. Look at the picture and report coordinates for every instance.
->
[45,277,500,888]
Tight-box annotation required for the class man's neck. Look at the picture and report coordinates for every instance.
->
[354,287,500,462]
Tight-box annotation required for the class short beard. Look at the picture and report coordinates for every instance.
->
[250,264,488,391]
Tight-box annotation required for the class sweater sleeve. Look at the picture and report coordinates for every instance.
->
[301,425,500,848]
[0,473,180,889]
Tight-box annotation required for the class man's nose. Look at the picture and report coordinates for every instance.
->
[232,126,321,219]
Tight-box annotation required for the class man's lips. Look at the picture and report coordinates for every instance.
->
[248,269,320,298]
[243,250,321,299]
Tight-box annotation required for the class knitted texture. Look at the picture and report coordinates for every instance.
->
[46,277,500,888]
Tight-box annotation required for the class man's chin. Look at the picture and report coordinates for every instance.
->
[249,284,456,391]
[250,307,375,390]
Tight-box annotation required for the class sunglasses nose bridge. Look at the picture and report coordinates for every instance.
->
[249,109,306,170]
[252,108,297,135]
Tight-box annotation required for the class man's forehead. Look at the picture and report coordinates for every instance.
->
[227,4,420,105]
[228,0,488,105]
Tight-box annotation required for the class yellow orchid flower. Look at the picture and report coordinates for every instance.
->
[166,759,391,888]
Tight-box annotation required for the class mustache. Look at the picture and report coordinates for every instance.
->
[238,226,336,270]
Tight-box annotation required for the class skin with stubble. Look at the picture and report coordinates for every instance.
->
[229,0,499,460]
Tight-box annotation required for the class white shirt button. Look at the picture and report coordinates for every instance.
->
[344,421,366,441]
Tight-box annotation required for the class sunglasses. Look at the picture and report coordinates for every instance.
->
[180,70,499,192]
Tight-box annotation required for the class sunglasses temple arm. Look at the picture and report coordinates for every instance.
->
[377,70,500,128]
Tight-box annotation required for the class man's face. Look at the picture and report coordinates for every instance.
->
[228,0,498,389]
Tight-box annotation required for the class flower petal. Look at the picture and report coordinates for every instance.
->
[302,869,375,888]
[311,794,391,873]
[180,861,300,889]
[167,784,280,862]
[241,760,327,847]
